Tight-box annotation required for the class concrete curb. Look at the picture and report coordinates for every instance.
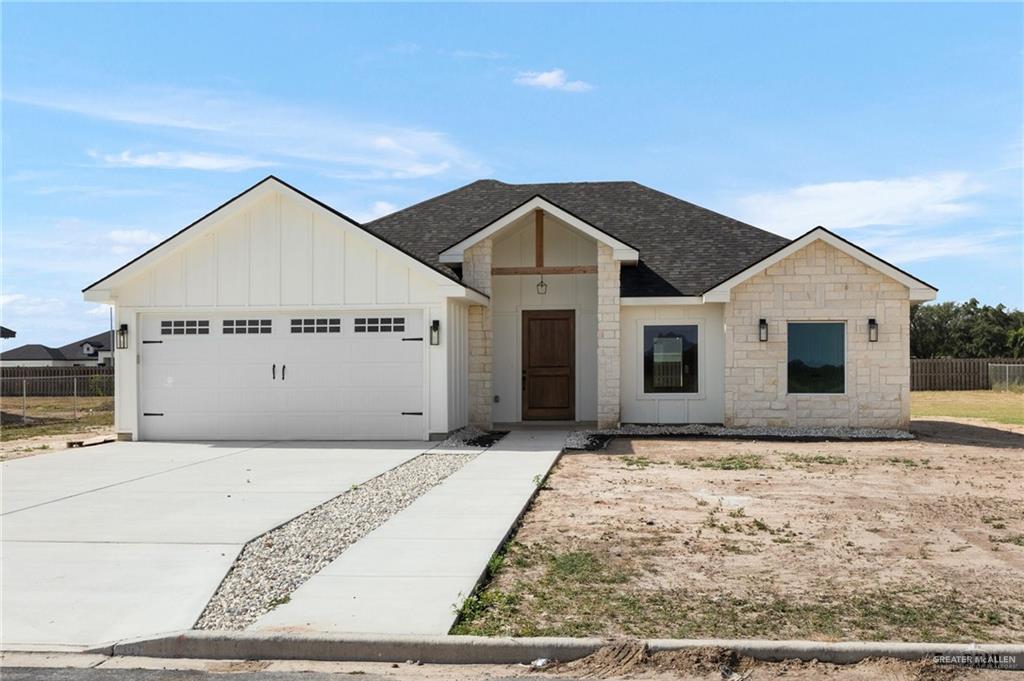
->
[90,630,1024,669]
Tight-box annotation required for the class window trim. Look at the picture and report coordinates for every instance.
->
[635,318,705,400]
[785,320,848,396]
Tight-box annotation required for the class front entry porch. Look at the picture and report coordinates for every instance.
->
[455,201,626,428]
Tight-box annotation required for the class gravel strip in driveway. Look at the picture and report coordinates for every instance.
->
[195,451,477,630]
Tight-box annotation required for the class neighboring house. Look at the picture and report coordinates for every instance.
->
[1,331,114,367]
[82,176,936,441]
[0,326,16,339]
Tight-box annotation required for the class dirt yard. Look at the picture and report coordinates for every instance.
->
[0,396,114,458]
[454,419,1024,642]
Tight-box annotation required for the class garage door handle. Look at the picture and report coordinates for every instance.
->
[282,364,286,381]
[272,364,276,380]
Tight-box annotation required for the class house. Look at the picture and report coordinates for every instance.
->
[0,326,15,339]
[1,331,114,367]
[82,176,936,441]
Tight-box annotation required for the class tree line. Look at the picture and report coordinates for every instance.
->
[911,299,1024,359]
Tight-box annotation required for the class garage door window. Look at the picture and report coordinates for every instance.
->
[290,318,341,334]
[161,320,209,336]
[223,319,272,335]
[354,317,405,333]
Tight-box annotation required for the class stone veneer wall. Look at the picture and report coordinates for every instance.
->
[597,243,621,428]
[464,239,493,428]
[723,239,910,429]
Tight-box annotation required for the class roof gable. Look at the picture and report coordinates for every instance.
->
[438,195,639,263]
[368,180,790,296]
[83,176,482,302]
[702,226,938,303]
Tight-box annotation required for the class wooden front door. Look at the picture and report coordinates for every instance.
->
[522,310,575,420]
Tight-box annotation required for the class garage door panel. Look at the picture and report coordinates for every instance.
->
[339,414,422,440]
[340,363,422,388]
[338,388,421,412]
[140,311,425,440]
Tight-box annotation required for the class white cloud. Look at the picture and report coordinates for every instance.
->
[448,49,507,60]
[85,304,112,316]
[0,293,66,317]
[352,201,399,223]
[8,86,483,180]
[106,228,163,255]
[736,173,983,237]
[96,150,273,172]
[107,229,162,245]
[514,68,593,93]
[857,229,1015,264]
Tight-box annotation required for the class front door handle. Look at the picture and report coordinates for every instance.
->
[282,364,286,381]
[272,363,276,380]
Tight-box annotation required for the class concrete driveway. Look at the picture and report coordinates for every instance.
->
[1,441,425,649]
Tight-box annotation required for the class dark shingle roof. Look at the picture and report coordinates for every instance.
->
[1,331,113,363]
[1,344,66,361]
[0,326,15,339]
[57,331,114,361]
[365,180,790,297]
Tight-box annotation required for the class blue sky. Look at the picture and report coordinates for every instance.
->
[3,2,1021,347]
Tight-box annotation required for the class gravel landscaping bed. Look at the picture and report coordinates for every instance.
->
[195,450,477,630]
[437,426,509,449]
[565,423,914,450]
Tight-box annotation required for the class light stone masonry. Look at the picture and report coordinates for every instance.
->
[463,239,493,428]
[723,240,910,428]
[597,243,621,428]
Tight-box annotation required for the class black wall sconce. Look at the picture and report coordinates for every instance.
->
[758,318,768,342]
[116,323,129,350]
[536,276,548,295]
[868,318,878,342]
[430,319,441,345]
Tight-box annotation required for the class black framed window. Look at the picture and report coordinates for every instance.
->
[643,324,698,393]
[223,319,272,335]
[290,318,341,334]
[787,322,845,394]
[354,317,405,333]
[160,320,209,336]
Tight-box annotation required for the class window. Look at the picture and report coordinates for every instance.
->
[643,324,698,393]
[354,317,405,333]
[223,319,272,335]
[290,318,341,334]
[160,320,209,336]
[787,322,845,394]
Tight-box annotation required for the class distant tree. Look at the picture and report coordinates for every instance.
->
[910,299,1024,358]
[1008,327,1024,359]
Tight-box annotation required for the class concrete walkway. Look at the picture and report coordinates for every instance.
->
[1,441,426,648]
[252,429,566,635]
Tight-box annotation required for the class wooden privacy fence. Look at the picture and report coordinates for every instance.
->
[911,357,1024,391]
[0,366,115,397]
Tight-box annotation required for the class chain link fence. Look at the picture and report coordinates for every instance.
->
[989,363,1024,392]
[1,371,114,437]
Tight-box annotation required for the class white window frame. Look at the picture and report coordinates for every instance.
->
[785,320,848,396]
[635,318,705,400]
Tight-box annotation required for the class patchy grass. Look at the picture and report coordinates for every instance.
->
[676,453,767,470]
[912,390,1024,426]
[453,544,1018,641]
[456,430,1024,643]
[783,452,849,466]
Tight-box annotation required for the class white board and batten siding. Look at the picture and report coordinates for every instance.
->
[490,212,599,423]
[620,304,725,424]
[111,192,457,440]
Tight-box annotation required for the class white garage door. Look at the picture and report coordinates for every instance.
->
[138,311,425,440]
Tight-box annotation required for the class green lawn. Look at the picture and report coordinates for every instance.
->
[911,390,1024,426]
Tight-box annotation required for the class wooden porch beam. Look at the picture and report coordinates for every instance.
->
[491,265,598,276]
[534,209,544,268]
